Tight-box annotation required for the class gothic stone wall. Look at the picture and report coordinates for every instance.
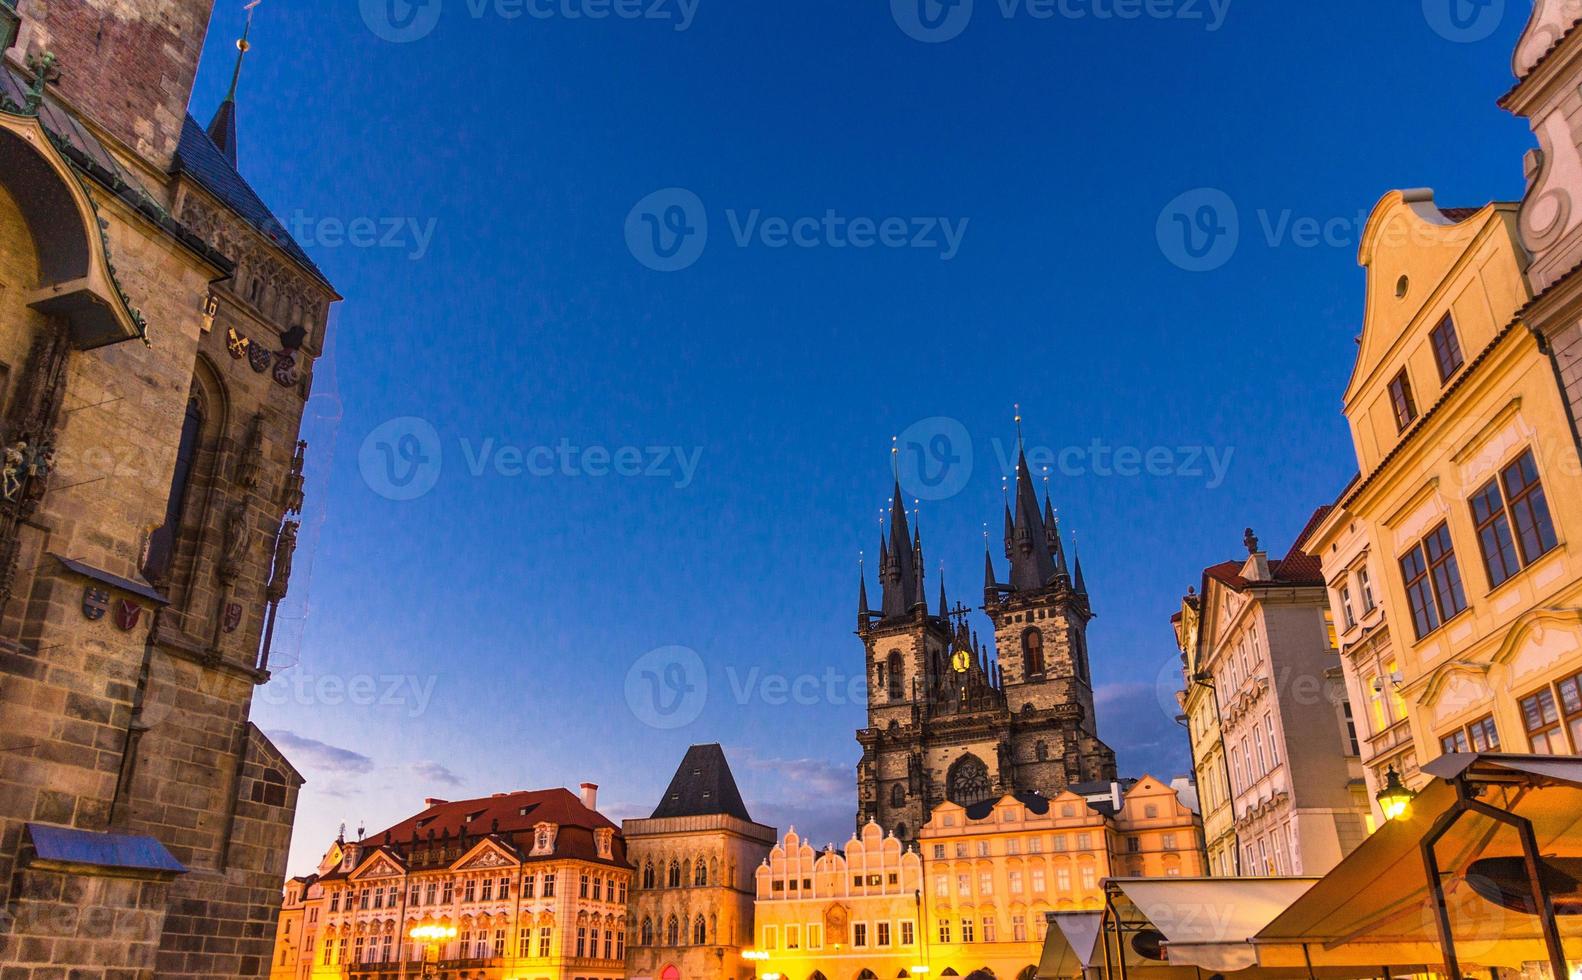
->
[12,0,217,170]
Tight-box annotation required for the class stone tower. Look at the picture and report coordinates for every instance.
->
[0,3,340,977]
[624,744,777,980]
[855,450,1116,844]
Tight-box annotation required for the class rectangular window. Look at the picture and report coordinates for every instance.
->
[1401,523,1466,639]
[1430,314,1465,383]
[961,918,975,943]
[1388,369,1418,431]
[1056,867,1071,891]
[1467,714,1500,752]
[900,920,915,946]
[1505,451,1560,565]
[932,844,945,859]
[1522,686,1565,753]
[786,925,800,950]
[520,928,532,958]
[522,874,534,898]
[1080,866,1096,890]
[957,873,970,896]
[1359,566,1376,612]
[1266,713,1281,766]
[579,874,589,898]
[542,874,555,897]
[934,875,947,898]
[481,878,493,902]
[876,922,891,947]
[576,927,587,958]
[1440,728,1471,754]
[1472,476,1523,588]
[539,927,552,958]
[1340,585,1356,629]
[442,881,453,904]
[937,919,951,944]
[463,880,475,903]
[495,929,506,958]
[1009,870,1023,894]
[1031,868,1046,892]
[979,872,993,896]
[1561,671,1582,752]
[982,917,996,943]
[1012,914,1026,943]
[809,924,823,950]
[852,923,867,947]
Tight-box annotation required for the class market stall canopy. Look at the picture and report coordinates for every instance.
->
[1253,753,1582,971]
[1037,912,1102,979]
[1106,877,1318,974]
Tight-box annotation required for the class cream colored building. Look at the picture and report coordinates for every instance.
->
[752,823,924,980]
[1183,519,1369,878]
[1315,184,1582,800]
[271,784,632,980]
[915,776,1205,978]
[625,745,776,980]
[1173,596,1238,876]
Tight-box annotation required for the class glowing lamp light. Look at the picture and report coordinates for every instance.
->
[911,967,932,976]
[763,972,784,979]
[409,924,457,943]
[742,950,769,963]
[1376,767,1415,822]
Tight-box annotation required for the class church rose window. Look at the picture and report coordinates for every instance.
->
[947,754,994,805]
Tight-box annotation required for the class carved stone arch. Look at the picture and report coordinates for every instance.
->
[946,754,993,806]
[144,353,231,602]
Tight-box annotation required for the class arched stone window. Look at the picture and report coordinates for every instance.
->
[640,918,654,946]
[667,861,682,888]
[947,754,994,806]
[1022,628,1045,679]
[665,915,680,946]
[693,915,707,945]
[642,861,655,889]
[890,784,905,809]
[694,856,708,886]
[895,822,908,840]
[887,650,904,700]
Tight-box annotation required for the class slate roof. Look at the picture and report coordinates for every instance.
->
[650,744,753,822]
[173,113,331,287]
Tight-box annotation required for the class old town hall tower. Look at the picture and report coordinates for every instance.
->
[855,449,1117,842]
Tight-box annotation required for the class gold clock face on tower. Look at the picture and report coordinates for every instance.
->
[951,648,971,674]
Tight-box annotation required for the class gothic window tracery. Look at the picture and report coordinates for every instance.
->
[947,754,994,806]
[887,650,904,701]
[890,784,905,809]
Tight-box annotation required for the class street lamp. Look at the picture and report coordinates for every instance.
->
[1376,767,1415,822]
[408,924,457,979]
[911,967,931,976]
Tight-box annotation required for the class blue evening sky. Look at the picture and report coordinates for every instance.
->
[189,1,1534,874]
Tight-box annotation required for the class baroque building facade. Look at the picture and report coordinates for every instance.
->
[1172,596,1238,875]
[1177,516,1369,878]
[0,1,337,977]
[914,776,1204,980]
[856,454,1117,844]
[751,823,925,980]
[270,785,632,980]
[624,744,776,980]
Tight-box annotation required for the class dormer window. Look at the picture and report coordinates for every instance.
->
[532,822,558,856]
[1388,369,1418,432]
[595,828,614,859]
[1430,314,1465,384]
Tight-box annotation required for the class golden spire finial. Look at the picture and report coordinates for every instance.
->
[1014,403,1024,451]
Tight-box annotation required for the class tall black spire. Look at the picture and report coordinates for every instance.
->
[880,480,920,618]
[858,567,870,629]
[1007,449,1057,592]
[1074,553,1088,596]
[207,2,258,165]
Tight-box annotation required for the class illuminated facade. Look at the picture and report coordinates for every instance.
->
[1173,597,1238,876]
[914,777,1203,976]
[270,785,632,980]
[751,823,924,980]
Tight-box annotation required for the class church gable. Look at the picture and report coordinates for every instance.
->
[349,849,406,881]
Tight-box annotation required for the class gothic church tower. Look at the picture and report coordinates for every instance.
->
[855,448,1116,845]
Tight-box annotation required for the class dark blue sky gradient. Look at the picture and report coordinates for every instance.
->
[189,1,1534,872]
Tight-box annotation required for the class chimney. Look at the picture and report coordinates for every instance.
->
[580,782,599,812]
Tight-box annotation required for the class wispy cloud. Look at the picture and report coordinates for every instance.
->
[734,749,853,798]
[409,760,464,787]
[268,730,375,775]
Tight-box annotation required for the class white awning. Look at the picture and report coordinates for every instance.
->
[1108,877,1318,973]
[1036,912,1102,979]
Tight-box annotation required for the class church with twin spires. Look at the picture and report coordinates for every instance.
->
[855,447,1118,843]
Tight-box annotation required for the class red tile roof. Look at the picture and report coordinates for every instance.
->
[1200,506,1332,591]
[335,788,631,875]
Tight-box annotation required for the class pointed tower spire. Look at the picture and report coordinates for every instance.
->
[207,1,260,165]
[937,570,948,623]
[858,558,870,630]
[880,475,919,619]
[1008,448,1057,592]
[1074,553,1088,596]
